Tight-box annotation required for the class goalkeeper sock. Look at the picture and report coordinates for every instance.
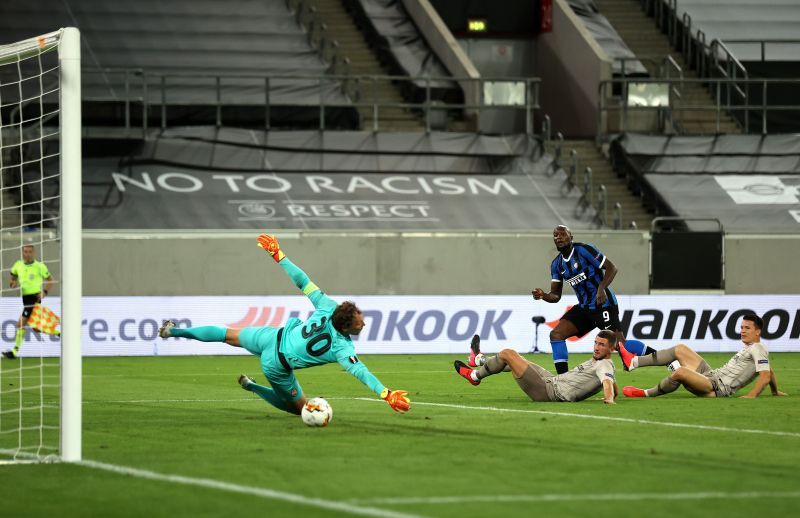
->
[13,328,25,354]
[646,377,681,397]
[169,326,226,342]
[636,346,677,368]
[476,355,508,380]
[246,381,291,413]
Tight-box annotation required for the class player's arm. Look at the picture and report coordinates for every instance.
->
[740,370,773,398]
[43,274,54,298]
[532,280,563,303]
[257,233,336,310]
[768,368,788,396]
[597,359,616,404]
[602,379,616,405]
[740,345,777,399]
[336,354,410,412]
[9,273,18,289]
[595,257,617,305]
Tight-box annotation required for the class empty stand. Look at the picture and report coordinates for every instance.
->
[611,133,800,232]
[0,0,357,130]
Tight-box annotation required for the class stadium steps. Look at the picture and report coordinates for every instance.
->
[562,139,653,230]
[310,0,425,131]
[594,0,741,135]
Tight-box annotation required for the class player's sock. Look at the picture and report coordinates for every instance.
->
[622,340,645,355]
[245,381,291,412]
[476,355,507,379]
[636,346,677,368]
[13,328,25,354]
[169,326,226,342]
[645,377,681,397]
[551,340,568,374]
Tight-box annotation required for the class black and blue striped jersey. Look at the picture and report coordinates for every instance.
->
[550,243,617,309]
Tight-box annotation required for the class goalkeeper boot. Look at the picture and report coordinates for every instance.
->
[454,360,480,386]
[238,374,255,390]
[158,320,175,339]
[2,350,17,359]
[623,386,647,398]
[468,334,482,367]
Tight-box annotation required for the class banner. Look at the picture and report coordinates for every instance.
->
[2,295,798,357]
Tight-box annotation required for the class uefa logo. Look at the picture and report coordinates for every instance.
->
[236,202,276,218]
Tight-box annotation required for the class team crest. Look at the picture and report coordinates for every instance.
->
[291,388,298,396]
[573,262,579,269]
[349,355,359,364]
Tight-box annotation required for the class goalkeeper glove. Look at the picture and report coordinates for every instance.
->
[256,233,285,263]
[380,388,411,413]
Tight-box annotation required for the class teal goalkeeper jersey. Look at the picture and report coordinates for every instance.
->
[277,258,386,396]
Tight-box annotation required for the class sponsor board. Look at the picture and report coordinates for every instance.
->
[2,295,799,357]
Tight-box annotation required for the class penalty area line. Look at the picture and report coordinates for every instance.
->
[352,398,800,438]
[350,490,800,506]
[79,460,426,518]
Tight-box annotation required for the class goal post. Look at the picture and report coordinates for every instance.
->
[60,26,82,463]
[0,27,82,463]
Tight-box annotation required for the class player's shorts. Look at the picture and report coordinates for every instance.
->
[516,363,557,402]
[239,320,304,402]
[21,294,39,318]
[562,304,621,337]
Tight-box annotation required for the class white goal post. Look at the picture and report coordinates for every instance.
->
[0,27,81,463]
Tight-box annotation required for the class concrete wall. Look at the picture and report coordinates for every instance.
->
[535,0,612,138]
[402,0,481,114]
[2,232,797,296]
[724,234,800,294]
[457,38,537,134]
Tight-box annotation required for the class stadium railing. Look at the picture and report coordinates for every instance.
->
[78,70,541,136]
[597,76,800,138]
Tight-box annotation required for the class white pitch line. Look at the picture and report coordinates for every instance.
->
[79,460,426,518]
[350,490,800,506]
[84,396,800,438]
[354,398,800,438]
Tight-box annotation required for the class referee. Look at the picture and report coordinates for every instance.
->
[3,244,54,359]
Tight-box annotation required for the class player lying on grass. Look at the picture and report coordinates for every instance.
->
[158,233,410,416]
[455,330,618,404]
[620,313,787,399]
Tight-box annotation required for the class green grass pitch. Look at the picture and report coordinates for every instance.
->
[2,352,799,517]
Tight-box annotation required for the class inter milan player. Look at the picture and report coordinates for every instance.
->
[158,233,410,416]
[528,225,654,373]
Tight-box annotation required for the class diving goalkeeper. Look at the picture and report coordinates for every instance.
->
[158,233,411,416]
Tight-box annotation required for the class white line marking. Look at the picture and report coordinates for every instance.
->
[83,397,800,438]
[354,398,800,438]
[80,460,425,518]
[350,491,800,505]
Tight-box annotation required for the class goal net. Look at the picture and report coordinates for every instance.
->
[0,28,82,463]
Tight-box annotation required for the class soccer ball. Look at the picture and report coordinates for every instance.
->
[474,353,487,366]
[301,397,333,427]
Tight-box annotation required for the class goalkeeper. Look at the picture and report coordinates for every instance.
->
[3,245,55,359]
[158,233,411,416]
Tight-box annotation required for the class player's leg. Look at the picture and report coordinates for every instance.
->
[4,296,36,359]
[455,334,510,385]
[241,363,306,415]
[159,320,227,341]
[510,354,555,402]
[670,367,716,397]
[550,307,590,374]
[627,343,705,371]
[467,334,482,367]
[624,356,712,398]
